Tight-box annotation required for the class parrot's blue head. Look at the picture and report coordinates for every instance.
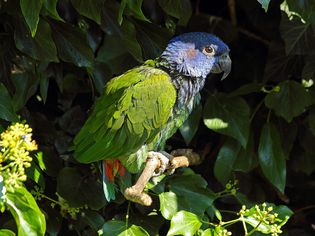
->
[160,32,231,79]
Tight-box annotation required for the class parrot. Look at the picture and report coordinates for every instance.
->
[74,32,231,205]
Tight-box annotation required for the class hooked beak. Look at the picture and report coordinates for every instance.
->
[211,53,232,80]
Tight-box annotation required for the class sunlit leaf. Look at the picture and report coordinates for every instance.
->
[159,192,180,220]
[258,123,287,192]
[257,0,270,12]
[167,211,202,236]
[204,93,250,148]
[6,187,46,236]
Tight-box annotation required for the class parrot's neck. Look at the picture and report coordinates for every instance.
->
[155,59,205,110]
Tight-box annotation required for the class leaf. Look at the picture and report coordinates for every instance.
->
[158,0,192,25]
[204,93,250,148]
[179,101,202,145]
[167,211,202,236]
[42,0,63,21]
[118,0,149,25]
[25,163,46,190]
[0,83,18,122]
[6,187,46,236]
[14,18,58,62]
[20,0,43,37]
[118,225,149,236]
[280,13,314,55]
[309,109,315,136]
[11,73,39,111]
[167,173,215,216]
[257,0,270,12]
[134,21,173,59]
[0,229,15,236]
[71,0,104,25]
[283,0,315,23]
[102,220,125,235]
[258,123,287,192]
[159,192,181,220]
[228,83,262,97]
[81,210,105,231]
[214,138,241,184]
[50,20,94,67]
[265,80,310,122]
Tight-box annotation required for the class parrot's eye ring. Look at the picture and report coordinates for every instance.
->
[203,45,215,56]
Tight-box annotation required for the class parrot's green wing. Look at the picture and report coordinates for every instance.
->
[74,65,176,163]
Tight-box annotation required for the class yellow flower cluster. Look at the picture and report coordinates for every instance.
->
[0,122,37,192]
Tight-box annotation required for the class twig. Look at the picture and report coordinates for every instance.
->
[228,0,237,25]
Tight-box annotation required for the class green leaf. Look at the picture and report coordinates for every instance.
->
[228,83,262,97]
[282,0,315,23]
[50,20,94,67]
[102,220,125,235]
[81,210,105,231]
[214,138,241,184]
[158,0,192,25]
[265,80,310,122]
[159,192,181,220]
[118,225,149,236]
[167,211,202,236]
[167,173,215,216]
[25,163,46,190]
[71,0,104,25]
[309,109,315,136]
[180,101,202,145]
[20,0,43,37]
[0,229,15,236]
[0,83,18,122]
[118,0,149,25]
[42,0,63,21]
[11,73,39,111]
[204,93,250,148]
[257,0,270,12]
[15,18,58,62]
[258,123,287,192]
[6,187,46,236]
[280,13,314,55]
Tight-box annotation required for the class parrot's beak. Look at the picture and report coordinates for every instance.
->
[211,53,232,80]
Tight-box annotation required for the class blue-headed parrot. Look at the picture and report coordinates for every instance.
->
[74,32,231,205]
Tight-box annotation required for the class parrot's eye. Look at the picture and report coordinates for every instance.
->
[203,45,215,56]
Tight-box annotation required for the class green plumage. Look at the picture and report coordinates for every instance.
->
[74,62,176,164]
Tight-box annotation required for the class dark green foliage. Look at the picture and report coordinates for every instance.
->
[0,0,314,235]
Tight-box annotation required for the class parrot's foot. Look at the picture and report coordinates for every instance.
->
[124,149,201,206]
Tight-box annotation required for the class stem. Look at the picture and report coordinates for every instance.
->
[200,220,217,227]
[267,110,272,123]
[42,195,60,205]
[240,215,248,235]
[221,218,241,227]
[246,221,262,236]
[125,202,130,230]
[219,210,238,215]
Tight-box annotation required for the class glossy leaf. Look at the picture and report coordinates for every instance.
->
[20,0,43,37]
[0,83,18,122]
[158,0,192,25]
[258,123,287,192]
[214,138,241,184]
[6,187,46,236]
[71,0,104,24]
[265,80,310,122]
[50,20,94,67]
[42,0,63,21]
[102,220,125,235]
[15,18,58,62]
[118,0,149,24]
[0,229,15,236]
[257,0,270,12]
[204,93,250,148]
[159,192,181,220]
[118,225,149,236]
[167,211,202,236]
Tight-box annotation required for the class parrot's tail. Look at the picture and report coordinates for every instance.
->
[102,160,126,201]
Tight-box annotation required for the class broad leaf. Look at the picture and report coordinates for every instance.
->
[81,210,105,231]
[0,83,18,122]
[180,101,202,145]
[214,138,241,184]
[257,0,270,12]
[0,229,15,236]
[15,18,58,62]
[6,187,46,236]
[103,220,125,235]
[265,80,310,122]
[118,0,149,24]
[71,0,104,25]
[20,0,43,37]
[42,0,63,21]
[167,211,202,236]
[158,0,192,25]
[118,225,149,236]
[159,192,182,220]
[204,93,250,148]
[50,20,94,67]
[283,0,315,23]
[258,123,287,192]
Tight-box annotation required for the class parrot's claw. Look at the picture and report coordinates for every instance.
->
[124,149,201,206]
[151,151,170,176]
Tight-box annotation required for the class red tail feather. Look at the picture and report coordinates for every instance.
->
[104,160,126,182]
